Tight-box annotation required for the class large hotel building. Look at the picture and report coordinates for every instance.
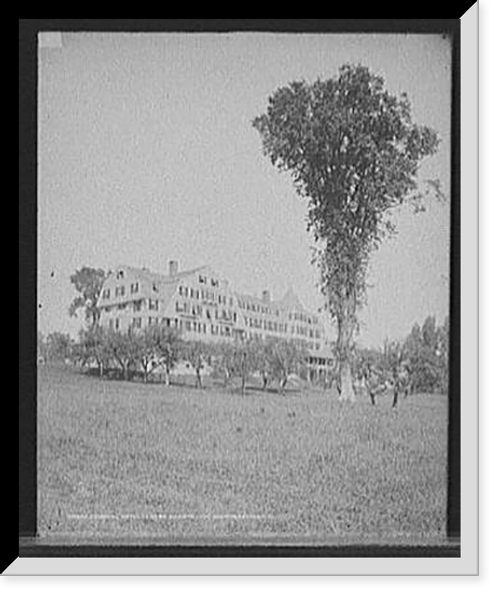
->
[97,261,335,378]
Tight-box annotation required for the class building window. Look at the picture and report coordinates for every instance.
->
[149,299,159,311]
[115,318,119,330]
[132,317,142,328]
[130,282,139,294]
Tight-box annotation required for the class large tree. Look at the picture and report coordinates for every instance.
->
[253,64,441,402]
[69,266,107,329]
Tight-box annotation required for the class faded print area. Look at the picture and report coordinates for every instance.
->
[37,32,450,542]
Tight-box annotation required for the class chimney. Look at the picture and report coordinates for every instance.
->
[262,290,271,303]
[168,260,179,278]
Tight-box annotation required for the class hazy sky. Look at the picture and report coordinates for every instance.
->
[37,32,451,348]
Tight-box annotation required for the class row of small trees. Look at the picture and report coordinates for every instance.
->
[353,315,449,395]
[38,326,310,394]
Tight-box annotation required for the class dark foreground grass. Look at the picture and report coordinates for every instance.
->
[38,365,448,543]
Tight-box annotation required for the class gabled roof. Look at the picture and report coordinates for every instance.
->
[113,264,208,285]
[275,287,306,312]
[99,263,231,309]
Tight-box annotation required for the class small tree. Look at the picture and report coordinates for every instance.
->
[148,325,184,386]
[250,336,275,391]
[268,338,308,394]
[232,338,257,395]
[212,341,238,388]
[106,329,136,380]
[402,316,448,394]
[44,331,73,363]
[355,347,386,405]
[131,328,157,382]
[381,339,412,408]
[183,340,211,389]
[77,326,114,376]
[69,267,107,329]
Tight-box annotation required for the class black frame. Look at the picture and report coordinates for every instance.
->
[17,18,465,566]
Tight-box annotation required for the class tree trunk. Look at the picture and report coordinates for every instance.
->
[196,369,202,389]
[392,391,399,408]
[165,369,170,386]
[338,359,356,402]
[336,292,357,403]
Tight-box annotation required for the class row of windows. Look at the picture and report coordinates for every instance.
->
[289,311,318,325]
[106,315,322,351]
[237,299,279,317]
[178,285,232,306]
[103,299,158,313]
[109,315,234,338]
[244,317,287,333]
[197,274,219,287]
[102,280,158,301]
[175,301,236,323]
[291,325,321,339]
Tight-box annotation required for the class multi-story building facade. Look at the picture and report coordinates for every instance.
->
[97,261,334,380]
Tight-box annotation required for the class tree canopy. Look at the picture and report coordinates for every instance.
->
[69,266,107,329]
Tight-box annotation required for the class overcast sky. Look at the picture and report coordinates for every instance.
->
[37,32,451,348]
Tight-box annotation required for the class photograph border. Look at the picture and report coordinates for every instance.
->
[14,14,477,574]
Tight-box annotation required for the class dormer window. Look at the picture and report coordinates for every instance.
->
[152,282,159,292]
[117,270,124,279]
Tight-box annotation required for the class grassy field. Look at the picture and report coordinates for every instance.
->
[38,365,448,543]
